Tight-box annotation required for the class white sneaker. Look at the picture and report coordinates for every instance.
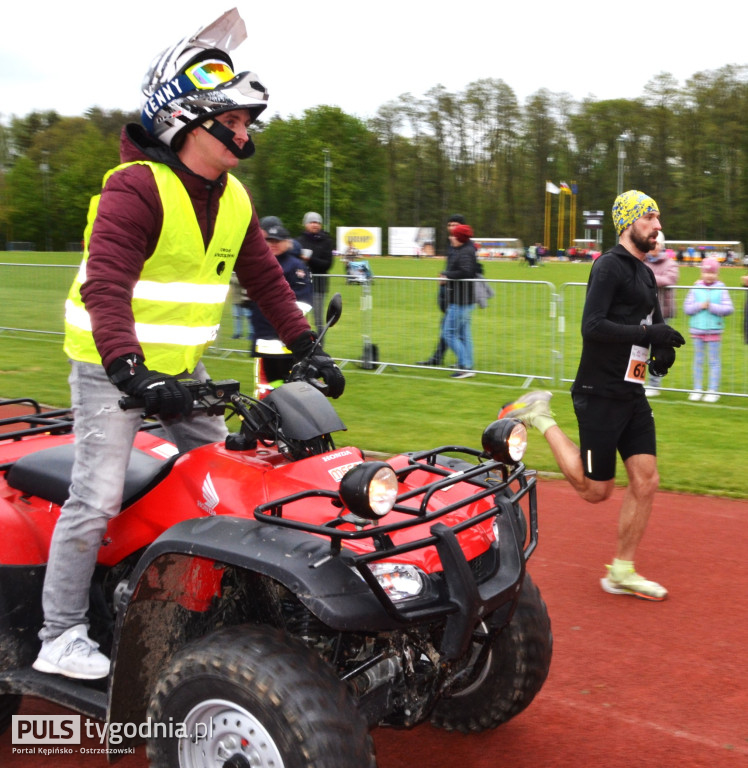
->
[688,392,702,402]
[600,565,667,601]
[702,392,720,403]
[33,624,110,680]
[644,388,660,397]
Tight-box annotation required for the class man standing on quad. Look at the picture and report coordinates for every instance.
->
[33,9,344,680]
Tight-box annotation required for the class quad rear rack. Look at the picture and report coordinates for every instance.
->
[0,397,74,442]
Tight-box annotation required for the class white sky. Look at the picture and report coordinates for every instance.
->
[2,1,746,124]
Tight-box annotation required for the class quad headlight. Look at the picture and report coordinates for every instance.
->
[368,562,425,601]
[339,461,398,520]
[481,418,528,464]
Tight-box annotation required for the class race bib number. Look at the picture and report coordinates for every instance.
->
[624,345,649,384]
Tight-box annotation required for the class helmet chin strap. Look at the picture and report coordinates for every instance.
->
[201,118,255,159]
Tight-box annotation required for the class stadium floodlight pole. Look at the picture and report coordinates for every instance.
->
[323,148,332,229]
[40,152,52,251]
[616,133,628,196]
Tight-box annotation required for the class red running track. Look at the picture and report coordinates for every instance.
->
[3,478,747,767]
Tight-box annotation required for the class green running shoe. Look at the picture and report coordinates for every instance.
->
[498,390,554,431]
[600,565,668,601]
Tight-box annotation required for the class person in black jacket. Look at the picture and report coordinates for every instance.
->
[416,213,469,367]
[441,223,478,378]
[297,211,334,336]
[251,221,315,390]
[499,190,685,601]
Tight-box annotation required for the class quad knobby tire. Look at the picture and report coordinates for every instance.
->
[0,629,22,734]
[430,573,552,733]
[146,624,376,768]
[0,694,21,735]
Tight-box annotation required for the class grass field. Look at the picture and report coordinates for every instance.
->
[1,252,747,499]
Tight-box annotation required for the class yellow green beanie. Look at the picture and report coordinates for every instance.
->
[611,190,659,236]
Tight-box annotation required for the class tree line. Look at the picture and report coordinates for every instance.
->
[1,64,747,255]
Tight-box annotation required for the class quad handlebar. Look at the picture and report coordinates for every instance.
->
[119,292,344,412]
[118,379,240,415]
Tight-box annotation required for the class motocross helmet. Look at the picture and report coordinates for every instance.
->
[140,8,268,157]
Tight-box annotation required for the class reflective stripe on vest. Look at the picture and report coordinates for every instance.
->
[255,338,292,355]
[64,161,251,374]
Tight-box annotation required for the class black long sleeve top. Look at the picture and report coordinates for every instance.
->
[572,244,662,399]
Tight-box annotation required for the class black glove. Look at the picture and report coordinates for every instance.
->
[308,352,346,399]
[648,346,676,378]
[289,331,317,363]
[107,355,193,418]
[289,332,345,398]
[642,323,686,348]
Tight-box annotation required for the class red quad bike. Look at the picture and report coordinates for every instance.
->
[0,295,552,767]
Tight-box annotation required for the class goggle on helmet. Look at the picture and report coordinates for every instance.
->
[140,8,268,155]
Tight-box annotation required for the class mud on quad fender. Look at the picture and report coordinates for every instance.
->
[430,573,552,733]
[109,515,420,736]
[146,624,375,768]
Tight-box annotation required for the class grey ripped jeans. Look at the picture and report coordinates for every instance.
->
[39,359,228,642]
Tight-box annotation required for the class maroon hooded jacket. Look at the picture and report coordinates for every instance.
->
[81,124,310,371]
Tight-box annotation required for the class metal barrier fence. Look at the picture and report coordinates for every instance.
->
[1,263,747,398]
[322,275,558,387]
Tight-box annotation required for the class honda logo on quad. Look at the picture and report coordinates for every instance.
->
[197,473,219,515]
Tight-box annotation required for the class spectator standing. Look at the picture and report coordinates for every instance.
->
[261,215,304,259]
[297,212,334,336]
[251,220,314,390]
[526,243,539,267]
[644,231,679,396]
[416,214,469,367]
[684,258,734,402]
[441,223,478,378]
[230,272,253,340]
[498,190,685,601]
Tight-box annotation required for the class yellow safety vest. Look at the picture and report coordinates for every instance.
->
[64,161,251,374]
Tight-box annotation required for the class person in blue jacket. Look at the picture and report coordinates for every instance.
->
[251,221,314,390]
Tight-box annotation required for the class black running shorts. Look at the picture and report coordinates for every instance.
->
[572,392,656,481]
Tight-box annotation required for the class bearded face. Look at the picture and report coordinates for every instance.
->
[628,214,661,254]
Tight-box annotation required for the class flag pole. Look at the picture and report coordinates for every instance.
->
[569,181,577,247]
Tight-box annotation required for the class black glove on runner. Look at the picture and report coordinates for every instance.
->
[107,355,193,418]
[642,323,686,348]
[648,346,676,378]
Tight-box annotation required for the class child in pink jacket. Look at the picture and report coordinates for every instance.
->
[683,258,734,402]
